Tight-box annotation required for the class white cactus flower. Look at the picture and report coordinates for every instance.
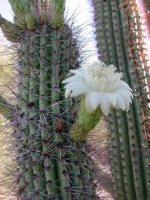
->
[62,61,133,115]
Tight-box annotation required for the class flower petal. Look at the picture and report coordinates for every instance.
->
[86,92,101,110]
[65,88,72,98]
[119,80,132,91]
[104,93,117,107]
[114,88,133,110]
[116,95,126,111]
[69,68,84,77]
[62,75,83,84]
[65,81,89,97]
[99,95,111,115]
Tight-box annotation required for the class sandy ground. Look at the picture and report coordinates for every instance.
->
[89,118,114,200]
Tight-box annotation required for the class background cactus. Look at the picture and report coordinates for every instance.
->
[0,0,95,199]
[92,0,150,199]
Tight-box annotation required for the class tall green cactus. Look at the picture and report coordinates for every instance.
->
[93,0,150,199]
[0,1,95,199]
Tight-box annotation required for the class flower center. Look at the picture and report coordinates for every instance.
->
[84,63,122,92]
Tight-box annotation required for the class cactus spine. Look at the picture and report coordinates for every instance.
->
[1,1,95,199]
[93,0,150,199]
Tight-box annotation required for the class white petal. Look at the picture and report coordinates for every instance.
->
[100,95,111,115]
[85,74,93,87]
[66,81,89,97]
[119,80,132,91]
[118,88,133,99]
[109,77,120,90]
[87,92,101,110]
[128,90,133,98]
[69,68,84,77]
[65,88,71,98]
[62,75,83,84]
[122,94,132,111]
[104,93,117,107]
[116,95,126,111]
[114,88,133,109]
[98,77,107,92]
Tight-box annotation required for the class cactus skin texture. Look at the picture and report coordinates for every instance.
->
[93,0,150,200]
[0,1,95,199]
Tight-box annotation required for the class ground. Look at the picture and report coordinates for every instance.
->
[89,118,114,200]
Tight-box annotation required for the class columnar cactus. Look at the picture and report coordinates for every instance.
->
[0,1,95,199]
[92,0,150,199]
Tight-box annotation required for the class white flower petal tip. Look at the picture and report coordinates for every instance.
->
[62,61,133,115]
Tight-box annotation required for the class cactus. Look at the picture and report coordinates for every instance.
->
[92,0,150,199]
[0,15,21,42]
[0,1,95,199]
[0,95,13,119]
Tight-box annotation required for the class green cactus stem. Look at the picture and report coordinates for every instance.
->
[0,15,21,43]
[0,95,13,119]
[39,25,58,197]
[70,97,103,141]
[28,32,46,198]
[93,0,150,199]
[50,0,66,29]
[19,34,35,197]
[25,14,37,30]
[8,0,27,28]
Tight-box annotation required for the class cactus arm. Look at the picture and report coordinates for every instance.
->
[14,107,27,197]
[0,15,21,42]
[0,95,13,119]
[8,0,27,28]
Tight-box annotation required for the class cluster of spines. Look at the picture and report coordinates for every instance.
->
[93,0,150,199]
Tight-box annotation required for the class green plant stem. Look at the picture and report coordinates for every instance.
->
[0,15,21,42]
[0,95,13,119]
[93,0,150,199]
